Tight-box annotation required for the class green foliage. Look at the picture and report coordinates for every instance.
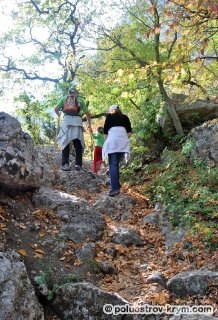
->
[37,260,78,301]
[14,91,57,145]
[148,149,217,248]
[122,145,217,249]
[181,138,195,156]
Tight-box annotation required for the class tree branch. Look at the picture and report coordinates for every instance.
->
[129,98,140,110]
[0,60,61,83]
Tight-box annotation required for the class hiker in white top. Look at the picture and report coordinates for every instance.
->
[54,87,92,171]
[103,105,132,197]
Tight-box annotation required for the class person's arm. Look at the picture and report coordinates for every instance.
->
[54,97,65,117]
[54,106,61,118]
[124,115,132,137]
[103,114,111,139]
[85,111,92,132]
[80,97,92,132]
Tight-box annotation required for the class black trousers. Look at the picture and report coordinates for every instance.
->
[62,139,83,167]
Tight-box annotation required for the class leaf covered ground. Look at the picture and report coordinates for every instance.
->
[0,165,217,319]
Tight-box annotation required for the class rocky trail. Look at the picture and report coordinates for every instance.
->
[0,111,217,320]
[0,162,217,320]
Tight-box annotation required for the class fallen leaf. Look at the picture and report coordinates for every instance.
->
[35,249,45,255]
[30,243,38,249]
[34,253,43,259]
[153,291,170,305]
[74,260,82,266]
[104,275,113,283]
[38,232,46,237]
[18,249,27,256]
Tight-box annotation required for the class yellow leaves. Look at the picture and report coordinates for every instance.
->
[154,27,161,35]
[117,69,123,77]
[128,73,134,79]
[38,231,46,237]
[162,62,168,68]
[121,91,128,98]
[186,3,194,11]
[35,248,45,255]
[175,63,181,72]
[177,43,183,51]
[183,29,190,36]
[18,249,27,256]
[194,223,211,235]
[29,244,45,258]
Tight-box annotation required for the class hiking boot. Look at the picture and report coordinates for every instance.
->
[61,163,70,171]
[75,165,81,171]
[108,190,120,197]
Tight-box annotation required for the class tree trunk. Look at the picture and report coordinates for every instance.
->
[157,78,184,135]
[165,99,184,135]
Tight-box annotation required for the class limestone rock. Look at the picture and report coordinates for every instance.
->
[159,96,218,134]
[52,282,134,320]
[112,226,144,246]
[0,112,55,190]
[187,120,218,166]
[0,250,44,320]
[146,272,167,287]
[32,187,105,243]
[167,270,218,297]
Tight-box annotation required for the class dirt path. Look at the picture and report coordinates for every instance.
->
[0,178,217,318]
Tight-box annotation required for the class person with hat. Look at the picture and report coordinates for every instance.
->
[54,87,92,171]
[102,105,132,196]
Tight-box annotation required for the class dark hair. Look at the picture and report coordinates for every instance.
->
[69,87,79,95]
[113,108,122,114]
[97,126,104,133]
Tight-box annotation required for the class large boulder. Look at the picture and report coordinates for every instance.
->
[94,193,136,220]
[159,95,218,133]
[167,270,218,297]
[187,120,218,166]
[32,187,105,243]
[0,250,44,320]
[0,112,55,190]
[52,282,134,320]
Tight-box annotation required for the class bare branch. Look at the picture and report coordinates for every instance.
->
[0,59,61,83]
[168,32,177,60]
[129,98,140,110]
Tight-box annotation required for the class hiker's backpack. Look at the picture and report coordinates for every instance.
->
[62,96,81,116]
